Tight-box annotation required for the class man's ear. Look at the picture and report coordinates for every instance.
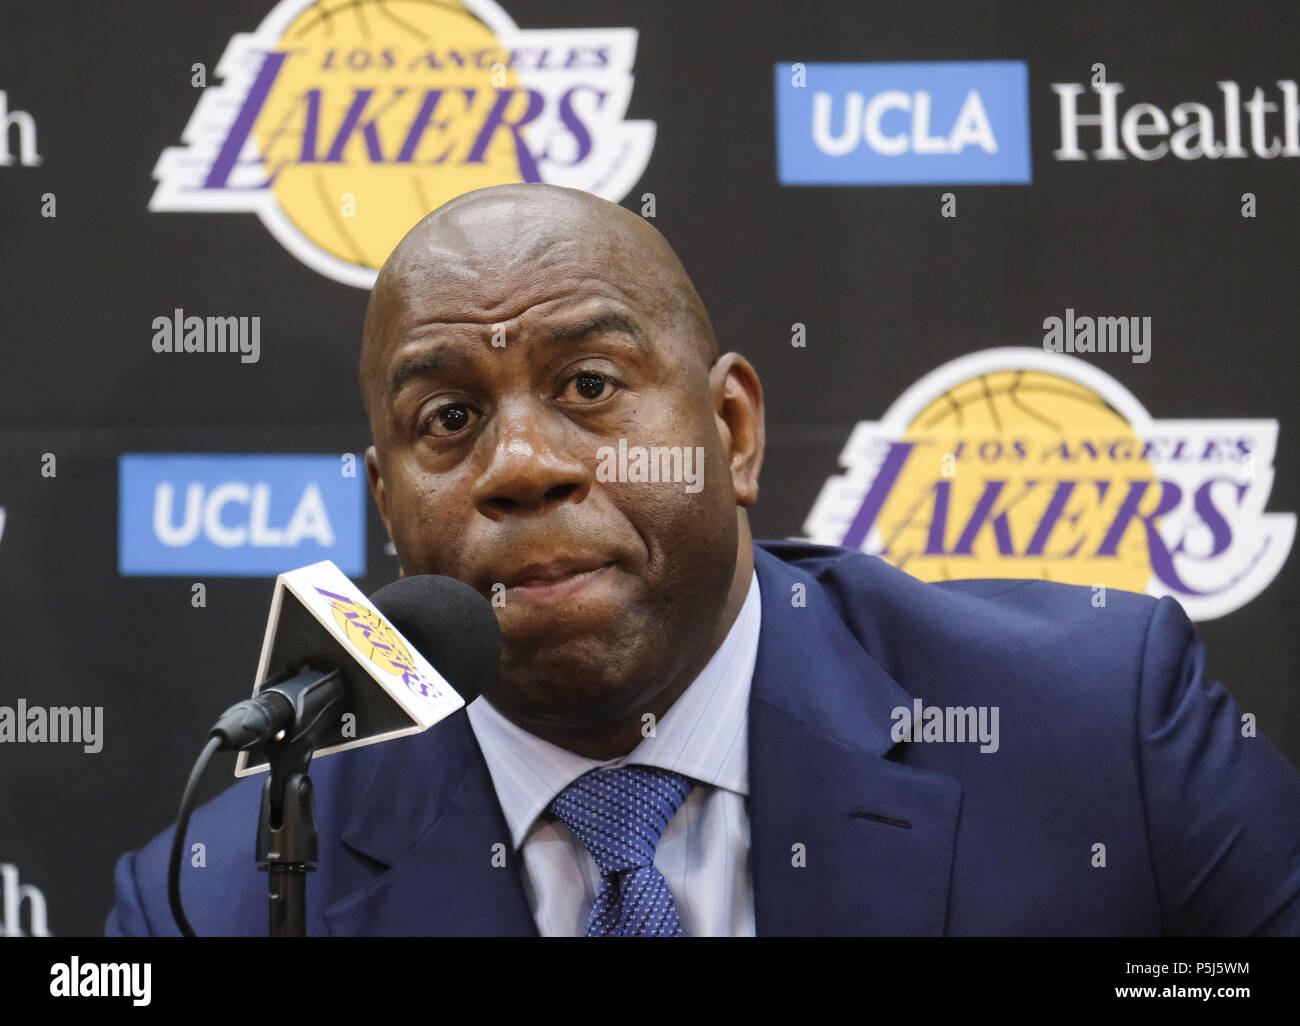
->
[365,446,405,576]
[709,353,764,507]
[364,446,390,529]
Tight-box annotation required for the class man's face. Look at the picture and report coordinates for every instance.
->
[364,202,743,729]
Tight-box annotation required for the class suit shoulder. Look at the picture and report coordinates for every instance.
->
[758,538,1163,701]
[129,771,266,901]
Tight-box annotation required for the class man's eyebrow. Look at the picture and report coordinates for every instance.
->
[384,311,648,403]
[544,311,648,347]
[386,346,468,404]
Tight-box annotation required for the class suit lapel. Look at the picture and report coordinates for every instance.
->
[324,711,537,936]
[748,545,962,935]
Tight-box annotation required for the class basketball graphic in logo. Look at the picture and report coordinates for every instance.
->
[321,590,416,677]
[151,0,655,287]
[255,0,529,273]
[877,367,1160,591]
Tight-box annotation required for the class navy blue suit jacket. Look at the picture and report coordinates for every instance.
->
[106,540,1300,935]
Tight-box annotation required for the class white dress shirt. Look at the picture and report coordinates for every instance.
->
[466,571,761,937]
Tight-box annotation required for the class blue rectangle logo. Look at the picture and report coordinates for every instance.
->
[775,60,1031,185]
[119,454,366,576]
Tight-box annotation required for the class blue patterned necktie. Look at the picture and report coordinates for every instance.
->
[548,764,695,937]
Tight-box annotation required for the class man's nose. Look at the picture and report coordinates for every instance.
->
[471,397,591,517]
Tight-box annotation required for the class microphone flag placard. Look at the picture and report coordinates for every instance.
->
[233,560,465,777]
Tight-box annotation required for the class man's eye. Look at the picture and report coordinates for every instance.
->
[422,402,478,437]
[562,371,613,403]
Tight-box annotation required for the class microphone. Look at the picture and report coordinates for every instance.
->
[217,561,499,776]
[208,573,499,758]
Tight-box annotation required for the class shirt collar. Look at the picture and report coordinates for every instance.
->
[467,570,761,850]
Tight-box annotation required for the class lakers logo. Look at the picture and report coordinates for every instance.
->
[804,348,1295,621]
[316,588,416,676]
[150,0,654,287]
[313,586,448,703]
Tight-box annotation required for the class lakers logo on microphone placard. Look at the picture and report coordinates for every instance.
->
[804,348,1294,621]
[315,587,446,701]
[150,0,654,287]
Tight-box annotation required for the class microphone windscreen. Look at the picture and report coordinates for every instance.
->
[370,575,500,704]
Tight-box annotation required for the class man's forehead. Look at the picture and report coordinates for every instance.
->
[388,268,662,340]
[361,184,717,412]
[373,227,675,362]
[363,253,670,416]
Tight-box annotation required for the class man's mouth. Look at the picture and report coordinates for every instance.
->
[498,558,618,603]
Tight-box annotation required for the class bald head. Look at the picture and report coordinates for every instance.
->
[360,184,717,419]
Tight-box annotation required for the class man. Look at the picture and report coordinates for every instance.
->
[107,184,1300,936]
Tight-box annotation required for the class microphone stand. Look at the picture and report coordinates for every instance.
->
[255,735,319,938]
[247,666,344,937]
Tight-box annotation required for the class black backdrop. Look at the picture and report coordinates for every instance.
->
[1,0,1297,936]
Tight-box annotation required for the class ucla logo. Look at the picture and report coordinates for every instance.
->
[775,61,1031,185]
[153,482,332,548]
[803,349,1294,621]
[149,0,654,287]
[119,454,365,576]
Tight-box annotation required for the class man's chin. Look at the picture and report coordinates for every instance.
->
[487,647,662,729]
